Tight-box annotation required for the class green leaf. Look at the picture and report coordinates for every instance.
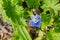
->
[20,17,27,26]
[55,4,60,10]
[26,0,40,9]
[51,0,59,5]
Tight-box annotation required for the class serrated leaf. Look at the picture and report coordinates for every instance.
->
[55,4,60,10]
[26,0,40,9]
[51,0,59,6]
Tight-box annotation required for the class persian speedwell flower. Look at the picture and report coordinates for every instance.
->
[29,14,41,27]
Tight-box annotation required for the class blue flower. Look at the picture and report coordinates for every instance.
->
[29,14,41,27]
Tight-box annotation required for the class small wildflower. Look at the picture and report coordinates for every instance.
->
[29,14,41,27]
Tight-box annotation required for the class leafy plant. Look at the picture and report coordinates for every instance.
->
[2,0,32,40]
[0,0,60,40]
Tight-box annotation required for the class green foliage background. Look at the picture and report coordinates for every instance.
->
[0,0,60,40]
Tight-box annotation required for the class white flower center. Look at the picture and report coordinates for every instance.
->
[32,18,38,23]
